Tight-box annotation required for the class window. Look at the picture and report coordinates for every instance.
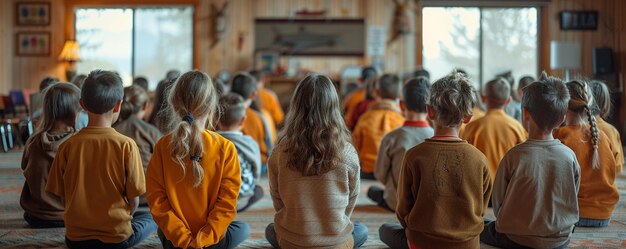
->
[422,7,538,88]
[76,7,193,89]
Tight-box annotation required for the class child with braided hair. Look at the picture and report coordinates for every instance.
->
[554,79,619,227]
[589,80,624,173]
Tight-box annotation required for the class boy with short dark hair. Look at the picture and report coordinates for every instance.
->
[481,72,580,249]
[461,78,526,181]
[46,70,156,248]
[368,77,433,211]
[217,93,264,212]
[353,73,405,179]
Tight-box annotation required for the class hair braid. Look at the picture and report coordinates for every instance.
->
[585,105,600,169]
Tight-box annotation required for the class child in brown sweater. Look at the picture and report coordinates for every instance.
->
[379,71,493,249]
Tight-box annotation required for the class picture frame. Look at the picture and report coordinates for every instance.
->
[559,11,598,30]
[16,32,51,56]
[254,51,280,75]
[15,2,51,26]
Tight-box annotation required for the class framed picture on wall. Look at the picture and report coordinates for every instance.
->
[16,32,51,56]
[15,2,51,26]
[254,51,280,75]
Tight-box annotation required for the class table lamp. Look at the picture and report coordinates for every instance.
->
[59,40,80,82]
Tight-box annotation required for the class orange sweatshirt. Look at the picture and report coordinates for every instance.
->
[259,88,284,125]
[344,89,366,128]
[352,100,404,174]
[597,117,624,173]
[554,125,619,219]
[461,109,527,181]
[242,108,272,164]
[459,106,485,136]
[146,131,241,248]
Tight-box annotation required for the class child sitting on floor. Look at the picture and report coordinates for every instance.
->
[352,73,405,180]
[46,70,156,248]
[368,77,433,211]
[379,71,492,249]
[481,72,580,249]
[266,74,367,248]
[217,93,264,212]
[20,83,81,228]
[589,80,624,173]
[146,71,249,249]
[554,79,619,228]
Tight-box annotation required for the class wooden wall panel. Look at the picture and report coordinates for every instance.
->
[0,1,13,95]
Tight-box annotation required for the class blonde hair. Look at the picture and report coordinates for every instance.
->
[429,71,475,127]
[167,70,218,187]
[567,80,600,169]
[36,83,81,135]
[279,74,352,176]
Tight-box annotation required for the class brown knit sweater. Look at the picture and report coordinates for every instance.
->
[396,139,492,249]
[268,142,360,249]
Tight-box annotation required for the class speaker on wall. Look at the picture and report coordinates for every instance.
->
[593,47,613,75]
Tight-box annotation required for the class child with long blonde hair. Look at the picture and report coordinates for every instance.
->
[265,74,367,248]
[554,79,619,227]
[146,70,249,249]
[20,83,81,228]
[589,80,624,173]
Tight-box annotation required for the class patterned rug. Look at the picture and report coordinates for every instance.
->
[1,149,625,249]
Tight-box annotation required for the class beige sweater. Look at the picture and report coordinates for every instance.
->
[268,142,360,249]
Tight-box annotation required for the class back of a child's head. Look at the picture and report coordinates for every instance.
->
[496,71,515,87]
[403,77,430,113]
[566,78,601,169]
[589,80,611,118]
[167,70,217,187]
[377,74,401,100]
[429,71,475,127]
[248,70,263,83]
[39,76,59,92]
[133,76,149,91]
[38,83,81,133]
[213,78,226,96]
[282,74,350,176]
[71,74,87,89]
[484,78,511,103]
[81,70,124,114]
[166,70,181,81]
[230,73,257,100]
[119,85,149,121]
[361,66,378,81]
[413,68,430,80]
[218,93,246,128]
[518,76,535,91]
[521,72,569,132]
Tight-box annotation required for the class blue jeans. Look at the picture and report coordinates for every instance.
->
[265,222,367,248]
[65,211,157,249]
[23,212,64,228]
[576,218,610,227]
[158,221,250,249]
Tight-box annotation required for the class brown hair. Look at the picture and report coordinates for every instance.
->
[119,85,149,121]
[218,93,246,128]
[81,70,124,114]
[567,79,600,169]
[484,78,510,107]
[377,73,401,100]
[589,80,612,119]
[521,72,569,132]
[403,76,430,113]
[279,74,351,176]
[429,71,475,128]
[35,83,81,136]
[167,70,218,187]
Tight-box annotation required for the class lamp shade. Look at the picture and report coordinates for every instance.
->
[59,40,80,62]
[550,41,581,69]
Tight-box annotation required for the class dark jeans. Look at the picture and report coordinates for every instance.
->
[23,212,64,228]
[237,185,264,212]
[360,172,376,180]
[379,223,409,249]
[265,222,368,248]
[65,211,157,249]
[576,218,610,227]
[366,186,393,212]
[481,220,569,249]
[158,221,249,249]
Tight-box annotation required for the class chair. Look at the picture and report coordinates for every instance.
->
[9,90,29,118]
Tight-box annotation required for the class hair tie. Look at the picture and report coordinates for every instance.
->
[182,115,194,124]
[190,155,202,162]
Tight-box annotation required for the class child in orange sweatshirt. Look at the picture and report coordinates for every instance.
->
[379,71,492,249]
[554,79,619,227]
[589,80,624,173]
[461,78,527,181]
[343,66,378,126]
[353,74,405,180]
[146,71,249,248]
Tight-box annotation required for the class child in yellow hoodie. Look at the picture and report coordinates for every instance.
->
[146,71,249,248]
[554,79,619,227]
[353,74,405,179]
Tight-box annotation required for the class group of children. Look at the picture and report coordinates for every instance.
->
[17,64,623,249]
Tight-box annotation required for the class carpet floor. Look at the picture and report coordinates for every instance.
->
[1,150,625,248]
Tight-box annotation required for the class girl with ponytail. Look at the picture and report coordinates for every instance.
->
[146,70,249,249]
[554,78,619,227]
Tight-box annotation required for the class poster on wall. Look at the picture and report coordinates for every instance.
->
[15,2,51,26]
[16,32,51,56]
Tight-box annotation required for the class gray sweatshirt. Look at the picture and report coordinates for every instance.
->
[217,131,261,197]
